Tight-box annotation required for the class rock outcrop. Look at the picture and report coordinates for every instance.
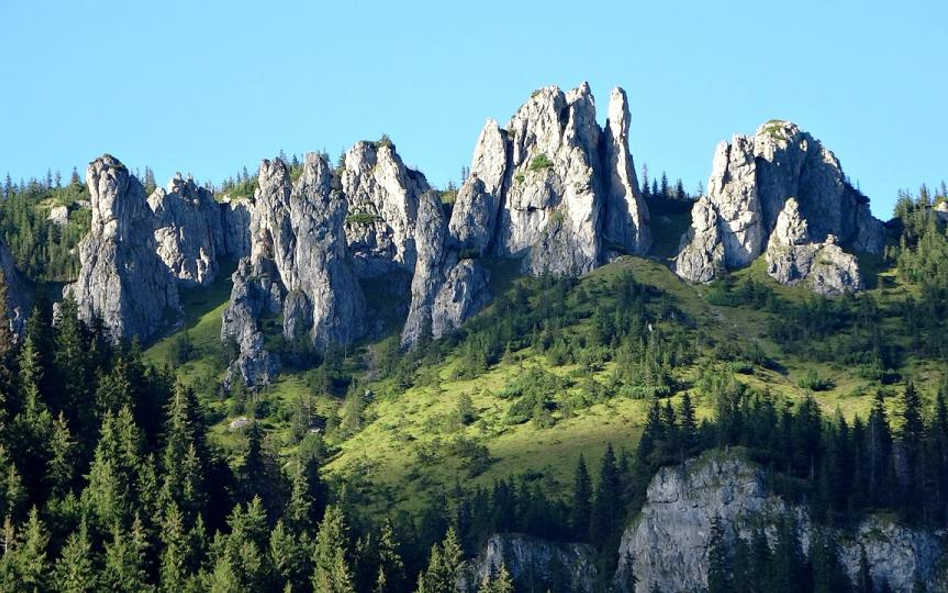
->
[401,193,490,348]
[448,119,508,255]
[66,155,180,342]
[341,140,429,276]
[220,196,251,259]
[602,87,651,255]
[676,121,883,291]
[222,154,366,386]
[615,451,946,593]
[765,199,862,295]
[148,174,224,287]
[462,534,598,593]
[0,238,29,337]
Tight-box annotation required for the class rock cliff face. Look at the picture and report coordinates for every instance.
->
[614,452,946,593]
[148,174,224,287]
[221,154,366,386]
[341,141,429,276]
[0,238,29,336]
[676,121,883,292]
[220,196,251,260]
[66,155,180,342]
[401,193,490,348]
[462,534,598,593]
[448,83,650,276]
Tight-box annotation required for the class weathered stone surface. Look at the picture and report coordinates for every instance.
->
[602,87,650,255]
[220,196,251,259]
[462,534,598,593]
[47,205,70,227]
[0,238,29,336]
[494,83,605,276]
[148,174,224,287]
[341,141,430,276]
[766,200,863,295]
[66,155,179,342]
[449,119,508,255]
[402,192,490,348]
[222,154,365,386]
[676,121,884,291]
[431,258,490,340]
[614,451,946,593]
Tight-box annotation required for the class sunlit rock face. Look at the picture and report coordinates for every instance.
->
[676,121,883,291]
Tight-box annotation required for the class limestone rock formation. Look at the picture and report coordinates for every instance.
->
[766,199,862,295]
[341,140,430,276]
[221,196,251,259]
[148,174,224,287]
[66,155,179,342]
[222,154,366,386]
[675,121,883,291]
[448,119,508,255]
[0,238,29,336]
[602,87,651,255]
[47,205,70,227]
[493,83,605,276]
[462,534,597,593]
[614,452,946,593]
[402,193,491,348]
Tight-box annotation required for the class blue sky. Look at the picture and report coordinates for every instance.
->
[1,0,944,218]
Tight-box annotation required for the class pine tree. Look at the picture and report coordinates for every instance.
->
[270,519,308,591]
[569,454,592,540]
[159,502,194,592]
[1,507,51,592]
[11,336,56,495]
[866,391,893,506]
[0,445,25,521]
[0,271,14,379]
[54,521,98,592]
[679,391,698,459]
[312,505,355,593]
[160,383,207,522]
[417,527,464,593]
[899,380,924,514]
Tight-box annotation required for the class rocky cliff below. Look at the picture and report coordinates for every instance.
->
[462,533,598,593]
[675,121,883,293]
[614,451,946,592]
[0,237,29,336]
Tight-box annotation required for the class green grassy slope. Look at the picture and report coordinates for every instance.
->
[144,254,941,514]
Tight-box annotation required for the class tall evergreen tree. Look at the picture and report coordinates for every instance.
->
[54,521,98,592]
[590,444,622,547]
[707,516,730,593]
[312,505,355,593]
[569,454,592,540]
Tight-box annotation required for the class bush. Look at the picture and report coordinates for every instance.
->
[797,369,834,392]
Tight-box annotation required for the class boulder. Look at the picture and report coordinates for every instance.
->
[66,154,179,342]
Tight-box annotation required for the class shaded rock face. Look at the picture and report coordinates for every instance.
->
[221,197,251,260]
[0,238,29,336]
[67,155,180,342]
[676,121,883,291]
[462,534,598,593]
[614,452,946,593]
[401,193,491,348]
[766,199,862,295]
[341,141,430,276]
[222,154,366,386]
[602,87,651,255]
[148,174,224,287]
[448,119,508,255]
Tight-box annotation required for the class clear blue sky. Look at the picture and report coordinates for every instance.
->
[1,0,945,218]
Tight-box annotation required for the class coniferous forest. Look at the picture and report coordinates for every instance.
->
[0,175,947,591]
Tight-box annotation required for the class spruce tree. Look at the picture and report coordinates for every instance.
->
[590,444,622,547]
[569,454,592,540]
[312,505,355,593]
[54,521,98,592]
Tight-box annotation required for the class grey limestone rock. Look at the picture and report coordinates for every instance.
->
[0,238,29,337]
[675,121,884,292]
[148,174,224,287]
[462,533,598,593]
[66,154,180,342]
